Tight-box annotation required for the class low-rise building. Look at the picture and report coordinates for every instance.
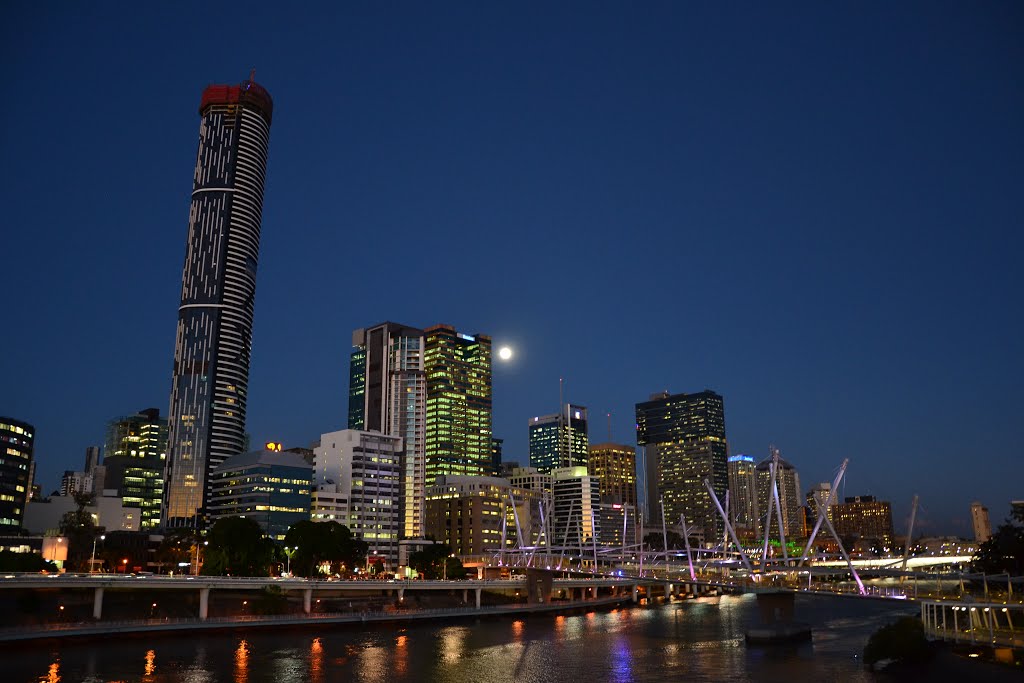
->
[831,495,894,549]
[208,447,313,540]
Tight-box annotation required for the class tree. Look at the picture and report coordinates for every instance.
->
[203,517,274,576]
[973,512,1024,576]
[283,520,367,577]
[409,543,465,580]
[59,492,102,571]
[0,550,57,573]
[863,616,930,670]
[154,530,198,574]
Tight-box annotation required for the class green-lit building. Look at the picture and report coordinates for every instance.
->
[101,408,167,530]
[423,324,492,484]
[528,404,589,474]
[635,390,728,541]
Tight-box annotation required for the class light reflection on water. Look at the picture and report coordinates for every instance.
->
[18,596,916,683]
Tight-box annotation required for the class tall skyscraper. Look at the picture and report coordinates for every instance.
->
[755,451,804,540]
[727,454,759,531]
[0,418,33,530]
[423,325,492,484]
[163,76,274,529]
[970,501,992,544]
[528,404,589,474]
[348,322,427,540]
[635,390,728,540]
[588,443,637,509]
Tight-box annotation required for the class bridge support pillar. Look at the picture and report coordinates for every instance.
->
[665,583,672,599]
[398,588,405,602]
[475,588,481,609]
[303,588,312,614]
[92,587,103,620]
[632,585,639,603]
[199,587,210,620]
[463,589,468,604]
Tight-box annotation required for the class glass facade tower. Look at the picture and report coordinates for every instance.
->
[163,77,273,529]
[528,404,589,474]
[423,325,492,484]
[635,390,728,540]
[348,322,427,540]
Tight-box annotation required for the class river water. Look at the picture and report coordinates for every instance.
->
[14,594,918,683]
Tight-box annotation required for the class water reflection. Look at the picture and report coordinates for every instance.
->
[234,640,249,683]
[144,649,156,678]
[356,645,387,683]
[511,619,524,641]
[40,660,60,683]
[394,634,408,677]
[310,638,323,683]
[438,625,468,664]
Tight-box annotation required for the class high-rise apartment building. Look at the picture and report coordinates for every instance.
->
[0,418,33,529]
[312,430,402,565]
[529,404,589,474]
[163,77,274,529]
[99,408,169,530]
[727,455,759,531]
[755,451,804,540]
[348,323,427,540]
[83,446,101,474]
[635,390,728,539]
[423,325,492,483]
[970,501,991,544]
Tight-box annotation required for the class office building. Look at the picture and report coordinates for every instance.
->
[0,417,33,529]
[635,390,728,539]
[208,446,312,540]
[588,442,637,506]
[507,466,553,494]
[423,325,492,483]
[60,471,93,497]
[425,475,543,556]
[831,496,894,547]
[83,446,101,474]
[348,322,427,541]
[313,430,402,565]
[551,466,601,557]
[970,501,991,544]
[755,451,804,539]
[100,409,168,529]
[528,404,589,474]
[106,408,167,461]
[163,76,274,529]
[490,437,503,476]
[727,454,759,531]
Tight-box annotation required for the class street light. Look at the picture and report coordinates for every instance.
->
[122,558,128,574]
[193,540,208,575]
[284,546,297,576]
[90,534,106,573]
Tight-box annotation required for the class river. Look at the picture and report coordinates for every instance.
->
[14,594,918,682]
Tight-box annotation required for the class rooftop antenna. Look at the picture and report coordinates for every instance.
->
[249,68,256,82]
[607,412,612,442]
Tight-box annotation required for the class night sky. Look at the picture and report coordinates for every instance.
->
[3,4,1021,536]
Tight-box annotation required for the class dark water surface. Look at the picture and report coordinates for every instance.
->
[13,594,918,683]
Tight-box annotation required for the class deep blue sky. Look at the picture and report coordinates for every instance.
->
[3,3,1021,535]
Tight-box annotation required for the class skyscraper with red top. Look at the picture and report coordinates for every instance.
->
[162,76,273,529]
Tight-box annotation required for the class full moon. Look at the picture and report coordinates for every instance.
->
[498,346,513,361]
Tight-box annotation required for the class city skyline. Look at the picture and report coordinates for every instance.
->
[3,4,1022,536]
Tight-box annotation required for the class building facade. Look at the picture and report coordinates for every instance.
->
[423,325,492,483]
[348,322,427,541]
[831,495,894,548]
[0,417,33,529]
[755,451,804,540]
[424,475,543,556]
[312,430,402,565]
[635,390,728,539]
[551,466,601,558]
[727,454,759,532]
[970,501,991,544]
[163,77,274,529]
[528,404,589,474]
[208,448,312,540]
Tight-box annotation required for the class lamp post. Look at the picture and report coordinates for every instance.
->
[90,534,106,573]
[284,546,297,576]
[193,540,208,575]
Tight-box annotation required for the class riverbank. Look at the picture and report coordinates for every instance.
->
[0,594,633,643]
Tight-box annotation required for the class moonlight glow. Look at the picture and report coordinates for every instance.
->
[498,346,513,361]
